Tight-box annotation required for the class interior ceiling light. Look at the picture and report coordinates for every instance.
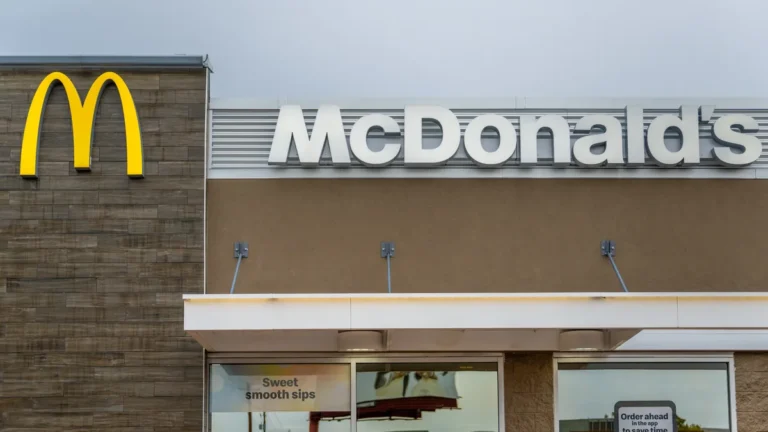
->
[559,329,606,351]
[337,330,384,352]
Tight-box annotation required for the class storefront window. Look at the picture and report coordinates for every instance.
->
[355,362,500,432]
[209,363,351,432]
[557,362,732,432]
[208,359,501,432]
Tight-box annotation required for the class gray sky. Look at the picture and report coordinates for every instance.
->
[1,0,766,99]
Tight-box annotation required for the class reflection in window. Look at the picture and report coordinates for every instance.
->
[209,363,351,432]
[557,363,731,432]
[356,362,500,432]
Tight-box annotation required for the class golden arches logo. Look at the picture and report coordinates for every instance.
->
[19,71,144,178]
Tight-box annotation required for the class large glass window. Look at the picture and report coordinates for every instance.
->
[355,362,500,432]
[209,363,351,432]
[207,358,502,432]
[557,361,732,432]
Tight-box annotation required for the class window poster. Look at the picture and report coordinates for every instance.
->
[209,364,350,413]
[615,401,677,432]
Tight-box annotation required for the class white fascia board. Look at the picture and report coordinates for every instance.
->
[183,292,768,332]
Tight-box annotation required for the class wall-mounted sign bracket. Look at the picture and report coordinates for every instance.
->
[230,241,249,294]
[601,240,629,292]
[380,242,395,293]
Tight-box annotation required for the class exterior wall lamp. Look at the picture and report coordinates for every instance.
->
[559,329,606,351]
[337,330,385,352]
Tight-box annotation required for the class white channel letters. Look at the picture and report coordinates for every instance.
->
[267,105,763,168]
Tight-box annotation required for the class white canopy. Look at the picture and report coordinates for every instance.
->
[183,292,768,352]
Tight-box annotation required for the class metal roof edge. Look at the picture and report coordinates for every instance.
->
[0,54,212,70]
[182,292,768,301]
[209,96,768,110]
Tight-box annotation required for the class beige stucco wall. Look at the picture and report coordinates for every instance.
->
[505,353,555,432]
[735,353,768,432]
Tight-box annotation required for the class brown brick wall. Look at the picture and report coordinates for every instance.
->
[736,353,768,432]
[505,353,554,432]
[0,67,207,431]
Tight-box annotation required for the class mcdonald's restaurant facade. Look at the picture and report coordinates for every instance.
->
[1,56,768,432]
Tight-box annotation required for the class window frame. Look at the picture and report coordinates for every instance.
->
[552,353,737,432]
[206,352,505,432]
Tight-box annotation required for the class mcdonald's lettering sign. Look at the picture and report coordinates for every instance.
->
[19,71,144,178]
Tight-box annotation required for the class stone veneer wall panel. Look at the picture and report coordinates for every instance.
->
[505,353,555,432]
[736,353,768,432]
[0,67,207,431]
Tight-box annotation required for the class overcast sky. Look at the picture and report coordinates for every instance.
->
[1,0,766,99]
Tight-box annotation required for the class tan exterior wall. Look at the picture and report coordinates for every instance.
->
[207,179,768,294]
[505,353,554,432]
[736,353,768,432]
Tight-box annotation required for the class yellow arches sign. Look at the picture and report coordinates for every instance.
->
[19,71,144,178]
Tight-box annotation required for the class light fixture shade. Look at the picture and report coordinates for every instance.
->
[337,330,384,352]
[559,330,605,351]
